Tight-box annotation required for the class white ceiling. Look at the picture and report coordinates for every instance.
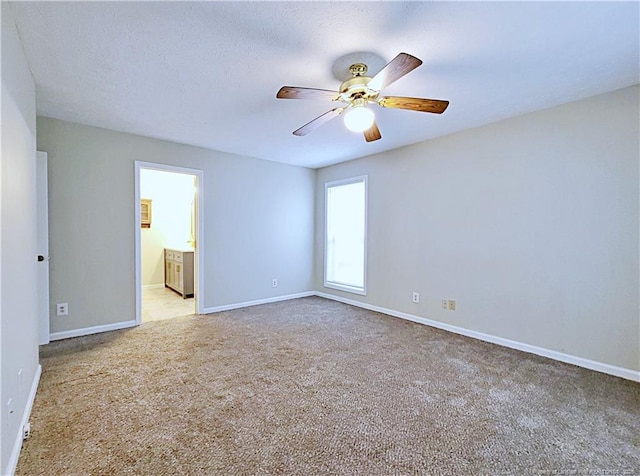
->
[9,1,640,169]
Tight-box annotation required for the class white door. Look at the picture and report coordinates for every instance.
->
[37,151,50,345]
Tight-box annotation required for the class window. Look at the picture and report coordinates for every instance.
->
[324,176,367,295]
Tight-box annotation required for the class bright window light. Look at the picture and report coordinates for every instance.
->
[325,176,367,294]
[344,106,375,133]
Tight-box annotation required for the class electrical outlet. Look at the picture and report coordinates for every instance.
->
[448,300,456,311]
[272,278,278,288]
[442,299,448,310]
[56,303,68,316]
[23,422,31,440]
[412,292,420,303]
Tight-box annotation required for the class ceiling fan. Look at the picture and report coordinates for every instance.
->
[276,53,449,142]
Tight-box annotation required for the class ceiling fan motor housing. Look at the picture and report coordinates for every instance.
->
[338,69,379,105]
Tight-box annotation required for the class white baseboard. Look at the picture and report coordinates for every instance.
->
[143,284,165,290]
[5,364,41,476]
[48,292,316,341]
[201,291,315,314]
[49,320,137,341]
[315,292,640,383]
[43,291,639,382]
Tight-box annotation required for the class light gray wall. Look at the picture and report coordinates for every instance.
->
[37,118,315,334]
[1,3,40,472]
[314,86,640,372]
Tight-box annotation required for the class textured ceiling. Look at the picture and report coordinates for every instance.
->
[9,1,640,169]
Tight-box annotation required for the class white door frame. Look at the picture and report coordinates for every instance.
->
[37,151,50,344]
[134,161,205,324]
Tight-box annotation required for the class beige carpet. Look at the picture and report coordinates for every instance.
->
[17,297,640,475]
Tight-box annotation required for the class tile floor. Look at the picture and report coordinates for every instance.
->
[142,286,196,322]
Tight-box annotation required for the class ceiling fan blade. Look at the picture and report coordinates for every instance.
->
[277,86,339,100]
[367,53,423,92]
[378,96,449,114]
[293,108,344,136]
[363,121,382,142]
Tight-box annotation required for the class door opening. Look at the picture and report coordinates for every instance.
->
[134,162,204,324]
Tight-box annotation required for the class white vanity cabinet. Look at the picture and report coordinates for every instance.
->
[164,248,194,298]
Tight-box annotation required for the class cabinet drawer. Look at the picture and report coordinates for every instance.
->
[174,253,183,263]
[166,250,174,260]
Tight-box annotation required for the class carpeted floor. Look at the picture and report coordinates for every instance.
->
[17,297,640,475]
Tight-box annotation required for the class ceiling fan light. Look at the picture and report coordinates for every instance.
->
[344,106,375,133]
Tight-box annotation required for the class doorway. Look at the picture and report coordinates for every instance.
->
[134,161,204,324]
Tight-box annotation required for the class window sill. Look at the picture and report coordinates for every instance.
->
[323,282,366,296]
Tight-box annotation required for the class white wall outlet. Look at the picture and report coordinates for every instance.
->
[272,278,278,288]
[442,299,448,310]
[412,292,420,303]
[23,422,31,440]
[448,300,456,311]
[56,303,68,316]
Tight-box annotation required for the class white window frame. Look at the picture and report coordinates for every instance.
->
[324,175,368,295]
